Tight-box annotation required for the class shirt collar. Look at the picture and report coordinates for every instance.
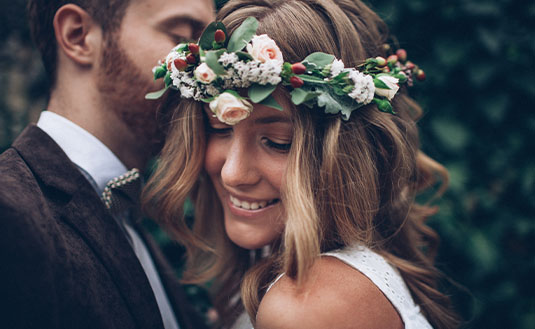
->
[37,111,128,194]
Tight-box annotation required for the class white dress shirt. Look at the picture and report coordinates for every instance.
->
[37,111,180,329]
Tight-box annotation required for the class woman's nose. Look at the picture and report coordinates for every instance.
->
[220,142,260,188]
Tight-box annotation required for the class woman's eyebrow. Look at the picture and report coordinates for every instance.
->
[253,116,291,125]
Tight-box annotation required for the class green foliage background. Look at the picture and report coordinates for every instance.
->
[1,0,533,328]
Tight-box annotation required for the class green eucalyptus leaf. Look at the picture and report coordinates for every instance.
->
[145,85,170,100]
[249,83,277,103]
[205,50,226,75]
[303,52,335,68]
[259,94,283,111]
[227,17,259,52]
[154,66,167,80]
[199,21,227,50]
[373,78,390,89]
[291,88,318,105]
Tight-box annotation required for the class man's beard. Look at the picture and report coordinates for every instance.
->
[96,33,170,163]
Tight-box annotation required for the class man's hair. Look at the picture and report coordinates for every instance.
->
[27,0,132,87]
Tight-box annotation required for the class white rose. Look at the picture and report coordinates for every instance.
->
[194,63,217,84]
[246,34,284,65]
[209,92,253,125]
[375,75,400,100]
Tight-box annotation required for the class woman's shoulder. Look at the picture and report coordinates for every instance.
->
[255,255,403,329]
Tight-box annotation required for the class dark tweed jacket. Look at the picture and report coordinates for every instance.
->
[0,125,206,329]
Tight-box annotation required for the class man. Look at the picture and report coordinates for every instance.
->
[0,0,214,328]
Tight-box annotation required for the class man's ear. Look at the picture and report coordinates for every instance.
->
[53,4,102,67]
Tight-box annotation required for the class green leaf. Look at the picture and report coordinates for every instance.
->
[235,51,253,61]
[199,21,227,50]
[145,85,170,100]
[205,50,226,75]
[164,71,172,87]
[373,78,390,89]
[154,66,167,80]
[227,17,259,52]
[373,98,395,114]
[297,74,327,84]
[291,88,318,105]
[303,52,335,68]
[249,83,277,103]
[259,94,283,111]
[200,97,215,103]
[221,89,244,99]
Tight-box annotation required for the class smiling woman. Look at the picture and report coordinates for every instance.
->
[142,0,460,328]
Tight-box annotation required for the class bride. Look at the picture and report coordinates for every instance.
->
[144,0,459,328]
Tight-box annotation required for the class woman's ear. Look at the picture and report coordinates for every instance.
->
[53,4,102,67]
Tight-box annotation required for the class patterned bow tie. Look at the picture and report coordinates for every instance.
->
[101,168,142,215]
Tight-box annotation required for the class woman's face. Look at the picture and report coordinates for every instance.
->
[203,100,292,249]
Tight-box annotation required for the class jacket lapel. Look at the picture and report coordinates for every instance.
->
[13,125,164,329]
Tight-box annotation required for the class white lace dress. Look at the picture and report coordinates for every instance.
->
[231,244,432,329]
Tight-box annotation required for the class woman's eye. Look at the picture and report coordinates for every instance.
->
[263,138,291,152]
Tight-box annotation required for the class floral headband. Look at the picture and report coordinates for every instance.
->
[146,17,425,125]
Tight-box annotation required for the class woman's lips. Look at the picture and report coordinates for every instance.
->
[227,195,280,217]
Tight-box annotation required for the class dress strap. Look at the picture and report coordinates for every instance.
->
[323,245,433,329]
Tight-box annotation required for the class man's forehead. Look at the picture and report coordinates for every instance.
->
[128,0,215,24]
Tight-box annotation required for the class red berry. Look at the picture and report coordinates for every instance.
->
[188,43,200,55]
[186,54,197,64]
[387,54,398,65]
[375,56,387,67]
[214,29,226,43]
[290,76,304,88]
[416,69,426,81]
[173,58,188,71]
[405,61,415,70]
[396,49,407,62]
[291,63,306,75]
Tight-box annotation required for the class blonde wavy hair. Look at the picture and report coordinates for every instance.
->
[144,0,459,328]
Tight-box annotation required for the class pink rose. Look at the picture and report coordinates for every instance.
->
[246,34,284,65]
[209,92,253,125]
[194,63,216,84]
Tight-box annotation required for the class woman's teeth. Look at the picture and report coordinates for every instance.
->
[230,195,276,210]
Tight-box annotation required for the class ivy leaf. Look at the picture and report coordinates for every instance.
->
[153,66,167,80]
[227,17,259,52]
[303,52,335,68]
[259,94,283,111]
[199,21,227,50]
[249,83,277,103]
[205,50,226,75]
[145,85,170,100]
[291,88,318,105]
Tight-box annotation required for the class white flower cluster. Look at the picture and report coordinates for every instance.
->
[330,59,345,77]
[214,51,283,90]
[347,69,375,104]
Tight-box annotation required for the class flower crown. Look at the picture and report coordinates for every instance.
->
[146,17,426,125]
